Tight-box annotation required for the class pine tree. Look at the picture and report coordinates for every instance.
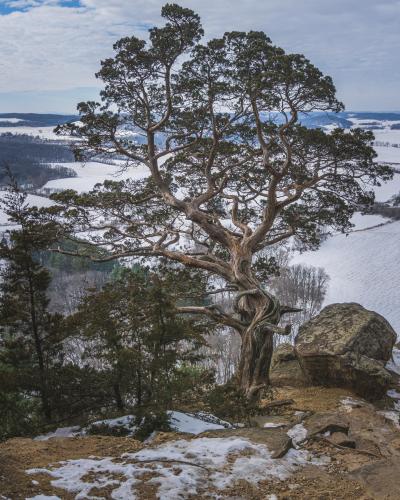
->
[0,184,64,424]
[52,3,393,399]
[68,267,208,414]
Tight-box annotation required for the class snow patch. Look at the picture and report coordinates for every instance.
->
[387,389,400,412]
[340,397,365,412]
[263,422,286,428]
[27,437,328,499]
[287,423,308,447]
[378,411,400,428]
[34,426,81,441]
[168,410,230,434]
[33,411,232,441]
[0,117,24,123]
[26,496,61,500]
[87,414,135,431]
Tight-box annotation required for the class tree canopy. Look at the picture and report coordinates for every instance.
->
[50,3,392,398]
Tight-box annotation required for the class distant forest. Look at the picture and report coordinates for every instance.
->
[0,133,76,188]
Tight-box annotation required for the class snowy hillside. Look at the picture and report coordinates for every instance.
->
[293,135,400,335]
[293,219,400,334]
[0,113,77,140]
[41,161,149,194]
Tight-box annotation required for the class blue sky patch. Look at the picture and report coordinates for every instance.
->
[0,1,82,16]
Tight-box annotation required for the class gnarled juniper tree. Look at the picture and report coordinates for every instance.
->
[52,4,392,399]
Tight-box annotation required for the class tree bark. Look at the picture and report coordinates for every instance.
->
[234,292,277,399]
[113,382,124,411]
[28,273,51,422]
[230,250,282,400]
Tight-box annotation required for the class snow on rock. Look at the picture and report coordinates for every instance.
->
[387,389,400,400]
[378,411,400,429]
[34,426,81,441]
[33,411,232,441]
[86,414,136,434]
[168,411,231,434]
[387,389,400,414]
[340,397,365,410]
[27,437,328,499]
[86,411,230,436]
[287,423,308,447]
[263,422,286,428]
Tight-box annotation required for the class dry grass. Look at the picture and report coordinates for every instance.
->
[261,385,358,413]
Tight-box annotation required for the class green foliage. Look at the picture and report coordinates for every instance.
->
[133,411,172,441]
[0,392,41,441]
[207,382,259,422]
[0,186,67,427]
[37,239,118,274]
[86,421,132,438]
[68,266,209,414]
[48,3,393,322]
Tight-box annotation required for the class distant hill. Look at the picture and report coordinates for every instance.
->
[0,113,78,127]
[1,111,399,131]
[299,112,400,129]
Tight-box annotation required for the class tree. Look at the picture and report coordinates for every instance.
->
[52,3,392,399]
[0,185,64,422]
[271,263,330,342]
[68,267,208,413]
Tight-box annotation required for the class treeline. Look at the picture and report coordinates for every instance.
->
[0,133,76,188]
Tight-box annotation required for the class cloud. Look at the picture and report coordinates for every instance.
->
[0,0,398,111]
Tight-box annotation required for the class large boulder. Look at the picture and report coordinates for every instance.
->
[270,343,307,387]
[295,303,397,399]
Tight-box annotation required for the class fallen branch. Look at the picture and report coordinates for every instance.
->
[126,458,210,472]
[263,399,295,411]
[309,436,382,459]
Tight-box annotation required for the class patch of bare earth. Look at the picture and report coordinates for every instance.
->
[261,386,358,413]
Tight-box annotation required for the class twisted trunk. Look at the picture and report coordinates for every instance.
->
[230,250,282,399]
[235,293,277,399]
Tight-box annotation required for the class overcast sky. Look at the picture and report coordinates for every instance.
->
[0,0,399,113]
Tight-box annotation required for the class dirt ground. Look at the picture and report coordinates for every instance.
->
[0,435,372,499]
[0,386,398,499]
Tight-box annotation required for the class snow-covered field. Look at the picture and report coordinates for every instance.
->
[292,129,400,335]
[293,219,400,333]
[41,161,149,194]
[0,125,66,140]
[0,192,54,228]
